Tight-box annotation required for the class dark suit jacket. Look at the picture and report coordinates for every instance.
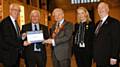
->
[50,20,73,61]
[94,16,120,65]
[0,16,22,65]
[73,22,95,59]
[21,23,49,55]
[73,22,95,52]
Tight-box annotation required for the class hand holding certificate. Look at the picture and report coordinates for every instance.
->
[23,41,31,46]
[27,30,44,43]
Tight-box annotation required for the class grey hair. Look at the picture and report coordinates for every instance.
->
[30,10,40,19]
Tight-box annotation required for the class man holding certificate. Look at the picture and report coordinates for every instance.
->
[21,10,49,67]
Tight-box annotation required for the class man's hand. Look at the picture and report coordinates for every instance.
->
[110,58,117,65]
[43,39,53,44]
[23,41,31,46]
[22,33,27,40]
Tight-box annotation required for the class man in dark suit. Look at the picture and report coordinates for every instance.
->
[21,10,49,67]
[0,3,22,67]
[43,8,73,67]
[0,24,4,67]
[94,2,120,67]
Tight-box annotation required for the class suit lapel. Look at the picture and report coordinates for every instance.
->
[8,16,18,36]
[100,16,110,28]
[97,16,109,35]
[28,23,32,31]
[39,24,42,30]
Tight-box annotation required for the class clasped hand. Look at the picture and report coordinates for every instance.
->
[42,39,53,44]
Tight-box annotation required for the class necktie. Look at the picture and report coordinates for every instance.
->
[95,20,102,35]
[15,20,20,36]
[56,22,60,28]
[34,24,37,31]
[34,24,40,49]
[52,22,60,38]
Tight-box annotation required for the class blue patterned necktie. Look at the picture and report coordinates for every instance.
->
[34,24,37,31]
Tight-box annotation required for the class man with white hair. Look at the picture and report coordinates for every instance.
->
[43,8,73,67]
[0,3,22,67]
[21,10,49,67]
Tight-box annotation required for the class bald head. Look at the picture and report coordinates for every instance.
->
[52,8,64,22]
[97,2,109,19]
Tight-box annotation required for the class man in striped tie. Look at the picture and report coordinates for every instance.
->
[43,8,73,67]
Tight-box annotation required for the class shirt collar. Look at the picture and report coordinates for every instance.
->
[10,16,16,22]
[59,19,64,25]
[32,23,39,31]
[32,23,39,26]
[101,15,108,24]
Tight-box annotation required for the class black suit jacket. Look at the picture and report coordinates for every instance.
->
[0,16,22,65]
[94,16,120,65]
[73,22,95,56]
[21,23,49,55]
[73,22,95,50]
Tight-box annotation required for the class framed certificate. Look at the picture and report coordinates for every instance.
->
[27,30,44,43]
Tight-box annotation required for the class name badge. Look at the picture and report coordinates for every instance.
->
[34,44,41,51]
[79,42,85,47]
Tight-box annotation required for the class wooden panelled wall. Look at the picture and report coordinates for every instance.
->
[49,0,120,25]
[1,0,120,28]
[1,0,48,28]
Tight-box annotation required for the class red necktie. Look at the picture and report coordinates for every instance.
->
[52,23,60,38]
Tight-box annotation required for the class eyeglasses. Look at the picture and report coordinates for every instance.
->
[11,9,21,12]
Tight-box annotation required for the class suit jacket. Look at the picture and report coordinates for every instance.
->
[0,16,22,65]
[94,16,120,65]
[51,20,73,61]
[21,23,49,54]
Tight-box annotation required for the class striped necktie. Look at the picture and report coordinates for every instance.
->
[52,22,60,38]
[95,20,102,35]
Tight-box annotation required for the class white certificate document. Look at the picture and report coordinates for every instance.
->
[27,30,44,43]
